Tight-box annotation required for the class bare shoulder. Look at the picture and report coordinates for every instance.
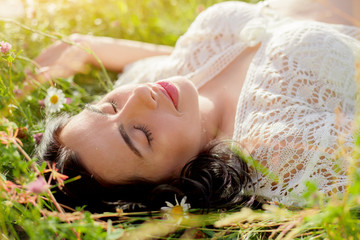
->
[268,0,360,27]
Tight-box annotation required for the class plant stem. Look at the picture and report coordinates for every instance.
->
[12,139,65,214]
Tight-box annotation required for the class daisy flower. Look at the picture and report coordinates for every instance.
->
[44,87,66,113]
[161,195,191,224]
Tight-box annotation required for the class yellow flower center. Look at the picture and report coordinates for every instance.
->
[50,95,58,104]
[171,205,184,216]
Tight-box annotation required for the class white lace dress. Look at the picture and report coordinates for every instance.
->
[115,1,360,206]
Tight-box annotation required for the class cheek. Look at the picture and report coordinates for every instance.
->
[149,123,202,181]
[158,113,201,146]
[151,110,202,159]
[169,124,202,159]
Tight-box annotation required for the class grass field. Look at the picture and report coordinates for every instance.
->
[1,0,360,239]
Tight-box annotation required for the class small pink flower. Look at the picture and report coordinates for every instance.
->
[66,97,72,104]
[111,20,120,27]
[26,176,49,194]
[196,5,205,14]
[33,133,43,145]
[13,88,22,96]
[0,41,12,54]
[38,99,45,107]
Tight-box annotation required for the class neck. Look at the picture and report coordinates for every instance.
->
[195,46,259,149]
[198,95,224,149]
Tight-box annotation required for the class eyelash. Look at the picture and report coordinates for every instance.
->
[108,99,118,113]
[134,124,153,145]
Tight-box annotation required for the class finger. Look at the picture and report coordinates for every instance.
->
[53,46,89,73]
[41,65,75,79]
[34,40,71,67]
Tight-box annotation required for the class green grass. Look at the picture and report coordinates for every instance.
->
[1,0,360,239]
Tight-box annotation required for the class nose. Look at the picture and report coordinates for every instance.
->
[121,84,157,115]
[133,84,157,109]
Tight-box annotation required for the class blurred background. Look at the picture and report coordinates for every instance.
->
[0,0,257,57]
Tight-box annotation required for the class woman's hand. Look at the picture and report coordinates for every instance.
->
[33,34,91,80]
[32,33,173,81]
[17,34,91,102]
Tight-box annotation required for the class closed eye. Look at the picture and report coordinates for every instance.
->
[134,124,153,147]
[108,99,118,113]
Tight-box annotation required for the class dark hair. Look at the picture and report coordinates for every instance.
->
[36,114,254,213]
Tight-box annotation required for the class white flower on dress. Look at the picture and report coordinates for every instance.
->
[239,18,268,47]
[45,87,66,113]
[161,195,191,224]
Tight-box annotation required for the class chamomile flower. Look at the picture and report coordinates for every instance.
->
[44,87,66,113]
[161,195,191,224]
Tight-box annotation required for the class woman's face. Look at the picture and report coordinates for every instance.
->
[60,77,204,184]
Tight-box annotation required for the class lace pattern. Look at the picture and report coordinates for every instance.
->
[234,19,359,206]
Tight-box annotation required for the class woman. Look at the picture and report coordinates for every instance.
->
[35,0,360,211]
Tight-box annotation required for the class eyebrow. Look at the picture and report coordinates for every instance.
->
[85,104,143,158]
[85,104,105,115]
[119,124,143,158]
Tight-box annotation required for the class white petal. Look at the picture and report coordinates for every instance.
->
[180,196,190,211]
[165,201,174,208]
[182,204,190,212]
[46,87,56,94]
[180,196,187,206]
[161,207,171,212]
[174,195,179,206]
[176,217,183,225]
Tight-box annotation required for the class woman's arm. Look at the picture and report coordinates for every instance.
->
[269,0,360,26]
[72,34,173,71]
[34,34,173,79]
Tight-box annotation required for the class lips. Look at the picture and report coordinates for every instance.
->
[156,81,179,109]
